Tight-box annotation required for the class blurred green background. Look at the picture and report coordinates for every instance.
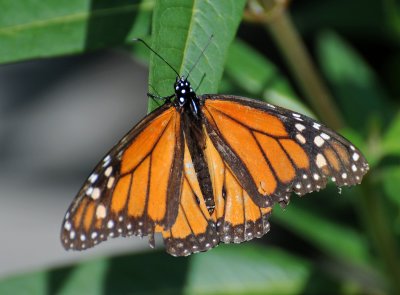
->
[1,0,400,294]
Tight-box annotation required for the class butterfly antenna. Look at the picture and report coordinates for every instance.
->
[194,73,206,92]
[133,38,180,77]
[186,34,214,79]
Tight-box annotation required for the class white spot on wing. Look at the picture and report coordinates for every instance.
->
[91,187,101,200]
[89,173,98,183]
[104,166,113,177]
[107,177,115,189]
[296,134,306,144]
[295,123,306,132]
[96,204,106,219]
[315,153,327,168]
[320,133,330,140]
[64,221,71,231]
[267,103,276,109]
[103,155,111,167]
[86,187,93,196]
[314,136,325,147]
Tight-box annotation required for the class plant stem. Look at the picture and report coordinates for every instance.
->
[266,11,344,129]
[245,1,400,293]
[358,176,400,294]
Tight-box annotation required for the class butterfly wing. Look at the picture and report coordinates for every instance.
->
[61,104,184,250]
[201,94,369,207]
[161,140,218,256]
[203,131,272,244]
[61,92,369,255]
[161,130,272,256]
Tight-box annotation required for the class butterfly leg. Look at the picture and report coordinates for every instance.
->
[147,89,175,103]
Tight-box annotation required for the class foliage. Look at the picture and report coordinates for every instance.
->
[1,0,399,294]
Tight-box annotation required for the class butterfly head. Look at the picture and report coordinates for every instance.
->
[174,76,195,106]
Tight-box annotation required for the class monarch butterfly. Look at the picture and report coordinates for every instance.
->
[61,39,369,257]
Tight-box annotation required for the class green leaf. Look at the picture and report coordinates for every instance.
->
[0,0,153,64]
[147,0,246,111]
[224,39,295,97]
[317,31,393,134]
[0,271,47,295]
[0,246,311,295]
[272,205,371,267]
[223,39,315,117]
[186,245,311,295]
[382,111,400,157]
[382,166,400,207]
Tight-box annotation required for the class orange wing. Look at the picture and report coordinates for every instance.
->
[161,140,217,256]
[202,95,369,207]
[61,104,184,250]
[161,131,272,256]
[203,132,272,244]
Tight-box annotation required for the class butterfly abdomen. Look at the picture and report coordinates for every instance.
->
[182,106,215,214]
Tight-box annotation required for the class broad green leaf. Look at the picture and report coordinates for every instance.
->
[382,111,400,157]
[317,31,393,135]
[0,271,47,295]
[223,39,314,117]
[186,245,311,295]
[0,0,153,64]
[147,0,246,111]
[0,246,311,295]
[273,205,371,267]
[224,39,295,98]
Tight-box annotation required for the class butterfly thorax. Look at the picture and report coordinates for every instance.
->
[174,76,201,119]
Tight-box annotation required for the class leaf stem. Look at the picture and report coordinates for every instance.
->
[266,13,344,129]
[245,0,344,129]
